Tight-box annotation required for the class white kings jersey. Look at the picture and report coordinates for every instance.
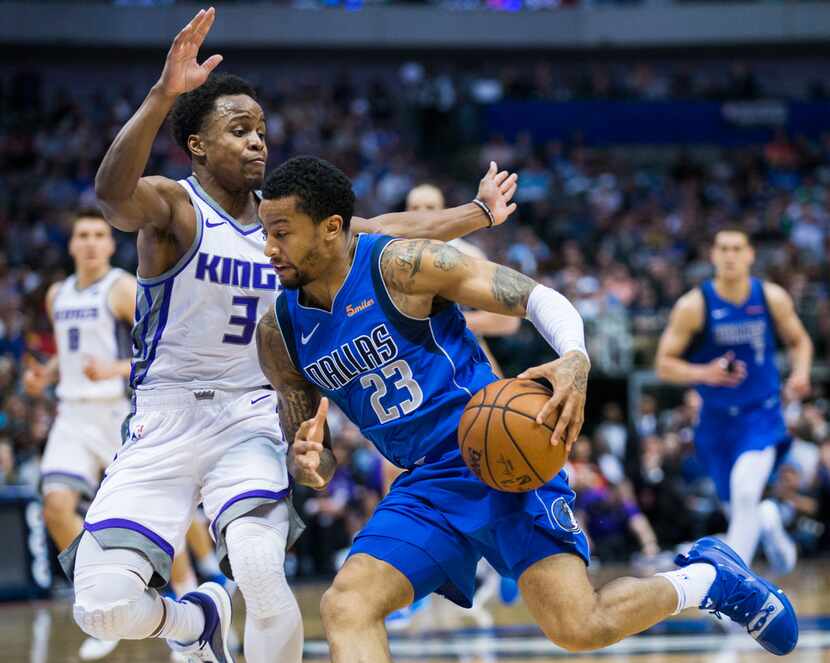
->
[130,177,279,392]
[53,268,131,401]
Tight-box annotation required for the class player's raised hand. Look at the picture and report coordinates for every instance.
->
[517,350,590,454]
[291,397,330,489]
[157,7,223,98]
[701,351,746,388]
[476,161,518,227]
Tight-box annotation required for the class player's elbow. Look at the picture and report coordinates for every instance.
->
[94,170,122,204]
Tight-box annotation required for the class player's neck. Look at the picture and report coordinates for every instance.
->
[75,264,110,289]
[300,236,354,312]
[192,169,258,224]
[713,277,751,305]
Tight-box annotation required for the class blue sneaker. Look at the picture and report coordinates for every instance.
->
[167,581,235,662]
[675,537,798,656]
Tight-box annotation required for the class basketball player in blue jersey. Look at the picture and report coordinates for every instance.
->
[64,8,517,663]
[656,228,813,573]
[256,157,798,660]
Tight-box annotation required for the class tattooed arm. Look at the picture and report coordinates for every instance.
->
[379,239,539,317]
[256,308,337,490]
[380,239,590,451]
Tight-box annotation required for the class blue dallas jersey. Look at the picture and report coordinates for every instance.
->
[685,277,781,410]
[274,234,498,469]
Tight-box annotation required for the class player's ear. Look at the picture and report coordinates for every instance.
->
[322,214,343,240]
[188,134,206,159]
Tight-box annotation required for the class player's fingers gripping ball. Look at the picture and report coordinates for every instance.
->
[458,378,567,492]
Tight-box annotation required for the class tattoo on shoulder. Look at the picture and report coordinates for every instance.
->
[431,243,463,272]
[381,239,430,294]
[491,266,535,311]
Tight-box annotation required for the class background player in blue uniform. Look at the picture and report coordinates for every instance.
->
[256,158,798,660]
[656,228,813,572]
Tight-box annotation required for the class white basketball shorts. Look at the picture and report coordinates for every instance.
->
[61,386,295,588]
[41,397,128,498]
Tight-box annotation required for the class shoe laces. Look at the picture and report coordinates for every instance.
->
[704,573,764,625]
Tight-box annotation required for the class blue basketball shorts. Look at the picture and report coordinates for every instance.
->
[694,398,791,503]
[349,445,590,608]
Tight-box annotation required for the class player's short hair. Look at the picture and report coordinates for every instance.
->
[169,73,258,155]
[72,206,108,226]
[712,225,752,245]
[261,156,355,232]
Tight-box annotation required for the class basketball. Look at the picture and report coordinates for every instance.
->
[458,378,567,492]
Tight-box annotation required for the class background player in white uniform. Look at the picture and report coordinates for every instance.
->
[24,209,134,661]
[61,8,518,663]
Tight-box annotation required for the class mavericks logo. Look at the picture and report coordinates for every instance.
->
[550,497,581,533]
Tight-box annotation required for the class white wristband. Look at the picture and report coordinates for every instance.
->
[525,284,589,360]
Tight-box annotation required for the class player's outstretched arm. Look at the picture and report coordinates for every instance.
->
[256,308,336,490]
[95,8,222,232]
[353,162,518,241]
[764,282,813,400]
[380,239,589,450]
[655,290,746,387]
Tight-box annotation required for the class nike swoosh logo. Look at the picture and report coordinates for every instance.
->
[301,323,320,345]
[251,394,271,406]
[205,220,225,228]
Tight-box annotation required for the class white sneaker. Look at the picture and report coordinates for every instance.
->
[78,638,120,660]
[167,582,234,663]
[170,651,188,662]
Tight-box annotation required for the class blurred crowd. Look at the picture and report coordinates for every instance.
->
[1,62,830,574]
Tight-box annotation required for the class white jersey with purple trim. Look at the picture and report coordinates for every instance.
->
[131,176,280,391]
[53,268,131,401]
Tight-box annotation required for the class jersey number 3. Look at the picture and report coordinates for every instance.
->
[360,359,424,424]
[223,296,258,345]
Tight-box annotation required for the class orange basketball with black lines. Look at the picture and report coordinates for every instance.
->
[458,378,566,492]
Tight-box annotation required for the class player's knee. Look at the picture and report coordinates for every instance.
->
[226,517,297,622]
[43,490,77,529]
[72,573,155,641]
[538,614,615,652]
[731,483,762,512]
[320,581,385,632]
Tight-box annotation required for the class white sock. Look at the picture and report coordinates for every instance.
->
[196,552,222,579]
[724,447,776,564]
[155,597,206,643]
[657,564,717,614]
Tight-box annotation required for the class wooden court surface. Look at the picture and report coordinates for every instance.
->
[3,560,829,662]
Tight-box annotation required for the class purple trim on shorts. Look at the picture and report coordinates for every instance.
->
[211,488,290,537]
[84,518,175,559]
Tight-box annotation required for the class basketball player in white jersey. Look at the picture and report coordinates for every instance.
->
[62,8,518,663]
[26,210,223,661]
[24,210,133,661]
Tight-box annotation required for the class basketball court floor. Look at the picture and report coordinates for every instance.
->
[3,560,828,662]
